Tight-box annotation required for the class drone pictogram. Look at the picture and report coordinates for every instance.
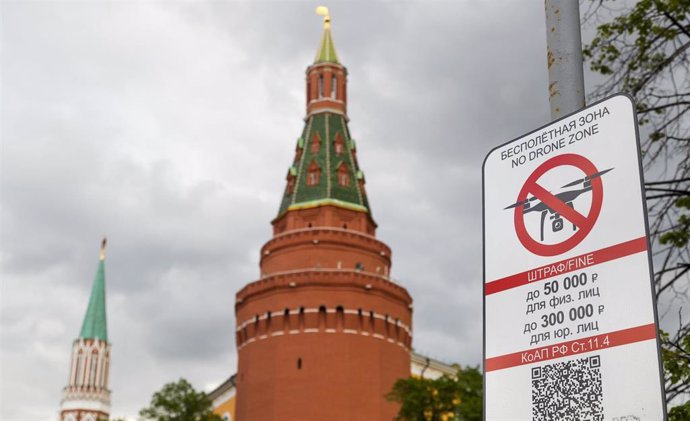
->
[505,168,613,241]
[507,153,611,256]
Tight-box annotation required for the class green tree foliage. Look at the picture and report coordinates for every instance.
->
[583,0,690,407]
[662,325,690,405]
[386,366,482,421]
[139,378,222,421]
[453,366,482,421]
[669,399,690,421]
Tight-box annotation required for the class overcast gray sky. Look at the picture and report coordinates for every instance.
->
[0,1,613,420]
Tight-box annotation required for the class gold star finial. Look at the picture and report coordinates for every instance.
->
[316,6,330,29]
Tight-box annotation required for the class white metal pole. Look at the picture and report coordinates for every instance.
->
[545,0,586,119]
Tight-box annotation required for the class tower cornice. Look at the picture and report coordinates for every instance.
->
[305,61,348,74]
[236,269,412,309]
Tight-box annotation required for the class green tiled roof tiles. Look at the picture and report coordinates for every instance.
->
[276,112,372,217]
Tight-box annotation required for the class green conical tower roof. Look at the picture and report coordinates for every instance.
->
[278,113,371,217]
[277,8,369,221]
[79,239,108,341]
[314,8,339,63]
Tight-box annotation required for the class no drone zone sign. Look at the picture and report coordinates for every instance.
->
[482,95,666,421]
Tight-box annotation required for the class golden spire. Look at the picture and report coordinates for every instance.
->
[99,237,107,261]
[314,6,339,63]
[316,6,330,29]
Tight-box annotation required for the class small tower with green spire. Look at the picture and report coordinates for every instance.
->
[60,238,112,421]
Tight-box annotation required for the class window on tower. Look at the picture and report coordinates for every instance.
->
[77,353,85,386]
[89,352,98,385]
[318,75,324,98]
[331,75,337,99]
[308,172,318,186]
[337,162,349,187]
[339,173,349,186]
[334,133,344,155]
[306,160,320,186]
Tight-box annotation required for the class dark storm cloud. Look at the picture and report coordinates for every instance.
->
[2,2,565,419]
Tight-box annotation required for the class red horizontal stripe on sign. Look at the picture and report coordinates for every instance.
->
[485,323,657,372]
[485,237,648,295]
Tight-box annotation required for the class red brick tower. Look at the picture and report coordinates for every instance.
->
[234,9,413,421]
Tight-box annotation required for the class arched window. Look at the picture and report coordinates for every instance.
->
[89,350,98,386]
[318,75,324,98]
[306,160,320,186]
[334,133,344,155]
[330,75,337,99]
[336,161,349,186]
[77,352,85,386]
[308,172,318,186]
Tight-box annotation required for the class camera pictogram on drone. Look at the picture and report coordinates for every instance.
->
[505,153,612,257]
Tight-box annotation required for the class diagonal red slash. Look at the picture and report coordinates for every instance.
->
[527,182,588,228]
[514,153,604,256]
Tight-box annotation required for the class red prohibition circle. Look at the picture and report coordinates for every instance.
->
[514,153,603,256]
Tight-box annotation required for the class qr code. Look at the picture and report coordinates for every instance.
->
[531,355,603,421]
